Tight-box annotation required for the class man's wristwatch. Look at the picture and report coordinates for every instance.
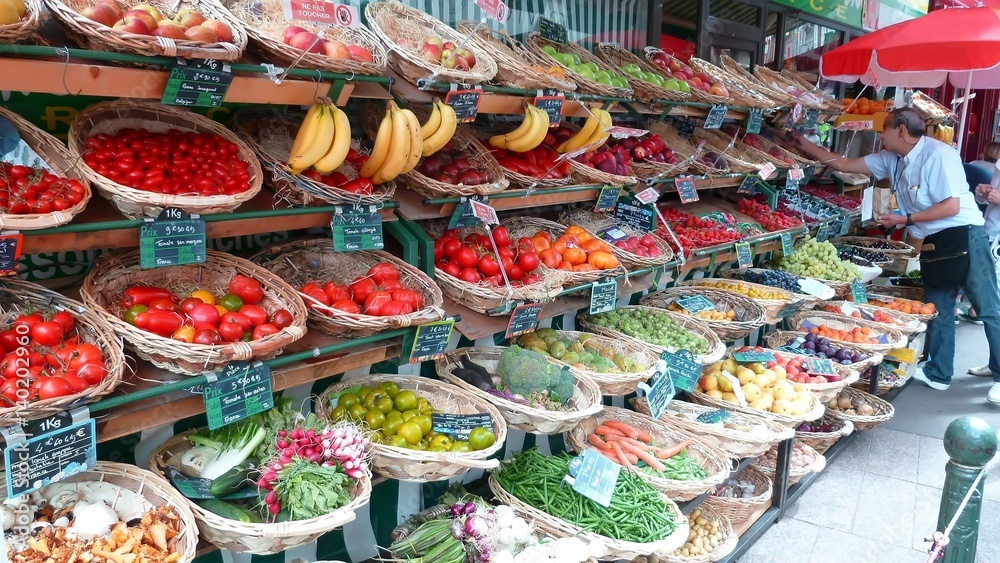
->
[905,213,915,226]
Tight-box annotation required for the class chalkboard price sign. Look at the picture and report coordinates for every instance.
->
[780,232,794,256]
[0,233,23,275]
[505,303,543,338]
[432,413,494,440]
[595,186,621,212]
[807,357,837,376]
[662,349,701,393]
[139,208,207,269]
[538,17,567,44]
[614,198,655,233]
[589,279,617,315]
[449,198,482,229]
[816,223,830,243]
[737,175,757,194]
[669,116,696,139]
[747,108,763,134]
[445,89,482,122]
[704,104,728,130]
[204,362,274,431]
[408,320,455,363]
[735,241,753,269]
[850,280,868,305]
[5,418,97,498]
[162,59,233,108]
[533,95,564,126]
[332,204,384,251]
[676,176,699,203]
[640,366,675,420]
[676,295,715,314]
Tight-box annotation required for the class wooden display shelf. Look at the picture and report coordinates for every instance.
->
[393,183,605,221]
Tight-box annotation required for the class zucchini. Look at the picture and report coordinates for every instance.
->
[273,509,293,523]
[196,499,262,523]
[209,456,259,497]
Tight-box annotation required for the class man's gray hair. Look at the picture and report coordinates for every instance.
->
[886,107,926,138]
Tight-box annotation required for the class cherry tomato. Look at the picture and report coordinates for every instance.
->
[252,323,279,340]
[193,329,222,345]
[31,322,64,347]
[50,311,75,334]
[37,377,73,400]
[77,362,108,385]
[270,309,294,329]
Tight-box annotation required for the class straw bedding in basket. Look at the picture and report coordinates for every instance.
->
[559,207,676,268]
[0,0,40,44]
[458,22,576,92]
[754,66,828,110]
[0,106,92,230]
[250,238,444,338]
[81,249,307,375]
[648,120,726,177]
[526,329,659,396]
[688,58,782,110]
[318,374,507,481]
[639,286,767,342]
[68,100,263,218]
[644,47,733,105]
[595,42,691,104]
[718,54,798,108]
[577,305,726,366]
[435,347,603,435]
[525,32,632,98]
[150,432,371,554]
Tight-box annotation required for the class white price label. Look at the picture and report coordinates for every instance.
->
[759,162,776,179]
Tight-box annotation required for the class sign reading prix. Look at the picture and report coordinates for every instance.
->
[161,59,234,108]
[475,0,509,22]
[204,361,275,431]
[445,89,482,123]
[5,416,97,498]
[281,0,360,26]
[139,208,207,269]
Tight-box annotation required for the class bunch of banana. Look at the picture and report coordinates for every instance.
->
[488,104,550,152]
[359,101,423,185]
[933,123,955,145]
[557,107,612,154]
[420,99,458,157]
[287,98,353,175]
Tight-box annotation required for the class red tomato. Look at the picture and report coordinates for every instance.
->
[228,274,264,305]
[458,268,481,283]
[218,318,246,342]
[121,286,175,308]
[433,240,446,262]
[50,311,75,334]
[331,300,361,314]
[252,323,280,340]
[322,282,351,303]
[221,312,252,332]
[0,330,21,353]
[31,322,64,347]
[61,374,91,393]
[508,265,524,281]
[455,247,479,269]
[133,310,184,337]
[187,303,221,327]
[492,226,511,247]
[66,343,103,369]
[367,263,400,286]
[14,313,44,330]
[363,291,393,316]
[0,379,21,405]
[517,252,540,273]
[270,309,294,329]
[391,289,424,311]
[148,298,179,312]
[193,329,222,345]
[478,255,500,276]
[442,262,462,278]
[300,282,330,308]
[77,362,108,385]
[349,277,378,304]
[180,297,204,316]
[239,304,268,327]
[380,301,415,316]
[443,238,462,258]
[37,377,73,400]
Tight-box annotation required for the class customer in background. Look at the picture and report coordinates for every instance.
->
[968,142,1000,377]
[792,107,1000,405]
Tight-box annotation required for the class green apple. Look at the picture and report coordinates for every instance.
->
[664,78,681,91]
[583,61,598,73]
[608,77,626,88]
[648,74,665,86]
[676,80,690,93]
[594,70,611,82]
[542,45,557,56]
[577,67,596,81]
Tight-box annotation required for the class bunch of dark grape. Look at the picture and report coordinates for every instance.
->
[836,245,890,267]
[735,269,801,293]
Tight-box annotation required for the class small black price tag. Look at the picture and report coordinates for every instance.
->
[776,299,805,320]
[332,204,384,251]
[807,357,837,375]
[675,176,699,203]
[704,104,728,130]
[161,58,234,108]
[568,448,620,507]
[639,368,675,421]
[669,116,696,139]
[538,17,567,44]
[449,198,482,229]
[408,320,455,364]
[595,185,621,212]
[431,413,493,440]
[850,280,868,305]
[5,417,96,497]
[816,223,830,243]
[747,108,763,134]
[662,349,701,393]
[445,89,482,123]
[0,233,23,275]
[732,350,776,363]
[533,95,565,126]
[166,467,257,500]
[780,232,794,255]
[735,241,753,269]
[204,362,274,431]
[676,295,715,314]
[839,217,851,236]
[737,175,757,195]
[506,303,543,338]
[139,208,207,269]
[589,279,617,315]
[614,197,655,233]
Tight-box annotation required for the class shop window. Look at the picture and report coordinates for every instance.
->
[784,19,842,89]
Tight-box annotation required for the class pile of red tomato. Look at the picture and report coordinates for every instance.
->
[657,205,742,250]
[737,198,803,232]
[299,263,425,316]
[121,274,293,344]
[81,129,252,196]
[0,162,87,215]
[299,148,375,196]
[433,226,543,286]
[0,310,108,403]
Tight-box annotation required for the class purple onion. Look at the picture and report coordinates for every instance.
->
[463,502,477,515]
[465,514,488,538]
[451,503,464,518]
[451,518,466,540]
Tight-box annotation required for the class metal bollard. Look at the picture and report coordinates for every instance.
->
[932,416,997,562]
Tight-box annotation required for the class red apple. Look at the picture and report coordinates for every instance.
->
[184,25,217,43]
[695,71,712,83]
[113,14,151,34]
[123,9,157,32]
[290,30,322,53]
[81,3,119,27]
[201,19,232,42]
[173,8,205,29]
[442,40,456,51]
[97,0,124,19]
[424,36,443,49]
[347,44,372,62]
[455,48,476,68]
[152,20,186,39]
[131,4,163,22]
[323,39,350,59]
[282,25,306,45]
[420,42,442,64]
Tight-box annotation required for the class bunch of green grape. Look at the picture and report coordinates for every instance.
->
[774,237,861,282]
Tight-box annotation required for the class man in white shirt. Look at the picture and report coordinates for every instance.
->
[793,107,1000,404]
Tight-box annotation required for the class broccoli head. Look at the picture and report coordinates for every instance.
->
[549,365,575,405]
[496,345,574,405]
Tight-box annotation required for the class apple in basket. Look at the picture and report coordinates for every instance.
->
[282,25,306,44]
[97,0,124,19]
[323,40,350,59]
[113,13,151,35]
[420,38,443,64]
[348,44,372,62]
[289,30,324,53]
[202,19,232,43]
[184,25,217,43]
[152,20,186,40]
[173,8,205,29]
[81,3,119,26]
[122,8,157,31]
[131,3,163,22]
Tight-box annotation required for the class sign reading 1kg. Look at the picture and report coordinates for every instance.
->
[139,208,207,269]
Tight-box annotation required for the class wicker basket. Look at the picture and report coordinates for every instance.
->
[857,292,936,322]
[0,106,92,230]
[578,305,727,366]
[559,208,676,268]
[44,0,246,60]
[762,330,884,372]
[525,33,632,98]
[0,0,40,43]
[867,284,925,301]
[489,473,688,560]
[795,414,853,454]
[697,126,785,170]
[853,364,908,396]
[594,42,691,104]
[690,128,765,174]
[365,1,497,85]
[753,440,826,487]
[781,69,845,112]
[149,431,371,554]
[68,100,263,218]
[553,123,639,187]
[503,216,626,287]
[220,0,387,76]
[686,388,825,428]
[566,407,733,501]
[643,48,733,105]
[1,462,199,562]
[825,387,895,431]
[232,108,395,206]
[467,125,576,190]
[81,249,307,375]
[832,236,917,272]
[716,268,829,306]
[515,329,658,396]
[731,127,818,167]
[629,397,794,459]
[688,58,780,109]
[702,464,772,527]
[435,347,603,435]
[458,22,576,92]
[648,121,725,177]
[318,375,507,481]
[662,503,738,563]
[0,278,124,425]
[679,278,802,325]
[639,287,767,342]
[753,66,827,110]
[250,238,444,338]
[718,54,797,108]
[758,347,860,402]
[820,301,925,336]
[789,310,905,352]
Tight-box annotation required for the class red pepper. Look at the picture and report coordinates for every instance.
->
[133,310,183,337]
[122,286,177,309]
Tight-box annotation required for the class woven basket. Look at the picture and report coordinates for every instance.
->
[525,32,632,98]
[220,0,387,76]
[662,503,738,563]
[250,238,444,338]
[517,329,658,396]
[753,440,826,487]
[789,310,905,352]
[686,388,825,428]
[867,284,925,301]
[149,431,371,554]
[691,128,765,174]
[795,414,853,454]
[859,292,937,321]
[732,127,818,167]
[502,216,626,287]
[716,268,829,306]
[702,465,772,527]
[468,126,575,190]
[629,397,794,459]
[559,208,676,268]
[489,473,688,560]
[0,106,92,230]
[825,387,895,431]
[0,0,40,43]
[639,287,767,342]
[81,249,307,375]
[627,141,692,180]
[566,407,733,501]
[831,236,916,256]
[762,330,884,372]
[688,58,780,109]
[697,126,783,170]
[44,0,246,60]
[365,1,497,85]
[643,48,733,105]
[232,108,395,206]
[853,364,908,396]
[435,347,603,435]
[759,347,860,402]
[458,22,576,91]
[554,123,639,187]
[577,305,726,366]
[0,278,124,425]
[780,70,845,112]
[68,100,263,218]
[753,66,827,110]
[318,375,507,482]
[820,301,925,336]
[679,278,802,325]
[594,42,691,104]
[648,121,725,176]
[2,462,199,562]
[718,54,797,108]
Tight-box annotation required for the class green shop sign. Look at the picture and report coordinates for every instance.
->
[771,0,863,29]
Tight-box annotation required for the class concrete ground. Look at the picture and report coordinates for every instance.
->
[740,322,1000,562]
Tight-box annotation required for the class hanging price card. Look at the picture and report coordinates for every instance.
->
[568,448,621,507]
[732,350,776,364]
[204,362,274,431]
[735,242,753,269]
[589,279,617,315]
[595,186,621,212]
[533,95,565,126]
[332,204,384,251]
[445,89,482,123]
[538,17,567,44]
[776,299,805,320]
[738,175,757,194]
[639,367,675,420]
[139,208,206,269]
[758,162,776,180]
[505,303,543,338]
[839,217,851,236]
[475,0,509,22]
[0,233,22,275]
[675,176,699,203]
[815,223,830,243]
[432,413,494,440]
[788,168,804,181]
[449,199,481,229]
[470,200,499,225]
[791,103,803,124]
[408,320,455,363]
[780,232,794,255]
[807,357,837,376]
[785,175,800,191]
[676,295,715,314]
[850,280,868,305]
[162,59,233,108]
[704,104,728,130]
[614,198,654,232]
[662,349,701,393]
[606,126,649,139]
[635,187,659,205]
[5,417,96,497]
[747,108,763,134]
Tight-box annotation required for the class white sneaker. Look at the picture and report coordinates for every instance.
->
[969,366,993,377]
[913,367,950,391]
[989,383,1000,405]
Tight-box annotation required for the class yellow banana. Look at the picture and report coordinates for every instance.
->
[584,108,612,152]
[557,109,600,153]
[313,105,353,175]
[286,101,325,169]
[287,103,335,174]
[506,105,549,152]
[420,101,442,139]
[400,107,423,174]
[422,101,457,157]
[372,102,410,185]
[489,107,536,149]
[359,107,393,179]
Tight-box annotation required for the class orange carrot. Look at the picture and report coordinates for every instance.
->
[593,447,619,463]
[624,451,639,465]
[602,420,640,440]
[635,429,653,443]
[655,440,691,460]
[594,424,626,438]
[610,441,633,467]
[618,441,666,471]
[603,434,674,456]
[588,434,611,451]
